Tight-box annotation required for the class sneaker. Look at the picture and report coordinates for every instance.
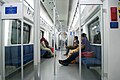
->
[63,54,67,56]
[58,60,68,66]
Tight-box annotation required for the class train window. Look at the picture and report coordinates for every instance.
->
[11,20,31,44]
[88,18,101,44]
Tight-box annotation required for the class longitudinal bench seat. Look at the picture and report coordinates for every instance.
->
[81,45,101,69]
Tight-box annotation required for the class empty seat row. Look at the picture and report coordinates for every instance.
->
[5,44,34,68]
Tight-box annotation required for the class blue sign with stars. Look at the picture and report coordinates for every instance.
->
[110,22,118,28]
[5,6,17,14]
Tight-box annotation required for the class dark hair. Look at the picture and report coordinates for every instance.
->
[81,33,86,37]
[74,36,78,40]
[41,31,44,37]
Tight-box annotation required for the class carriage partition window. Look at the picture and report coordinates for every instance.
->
[11,20,31,44]
[88,17,101,44]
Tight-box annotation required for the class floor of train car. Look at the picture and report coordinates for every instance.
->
[6,50,101,80]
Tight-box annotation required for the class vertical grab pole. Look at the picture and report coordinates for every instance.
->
[21,0,24,80]
[78,1,81,80]
[34,0,41,80]
[60,25,62,53]
[60,24,62,54]
[53,0,56,76]
[1,12,5,80]
[100,5,104,80]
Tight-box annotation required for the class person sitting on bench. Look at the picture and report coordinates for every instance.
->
[64,36,79,56]
[59,33,91,66]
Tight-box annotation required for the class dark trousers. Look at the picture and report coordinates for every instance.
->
[64,51,79,64]
[65,49,70,55]
[65,47,76,55]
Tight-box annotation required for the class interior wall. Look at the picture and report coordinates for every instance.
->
[75,30,79,38]
[68,31,74,46]
[68,0,78,27]
[0,4,2,80]
[40,2,53,27]
[106,0,120,80]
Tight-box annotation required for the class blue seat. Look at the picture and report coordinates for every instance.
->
[5,47,11,66]
[82,58,101,68]
[82,45,101,69]
[11,58,21,68]
[23,45,30,55]
[24,45,30,63]
[5,45,34,68]
[29,44,33,54]
[29,44,34,60]
[10,46,21,68]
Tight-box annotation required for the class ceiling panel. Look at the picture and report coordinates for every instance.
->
[42,0,70,31]
[56,0,69,31]
[56,0,69,21]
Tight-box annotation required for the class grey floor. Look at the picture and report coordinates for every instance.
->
[41,50,79,80]
[5,50,101,80]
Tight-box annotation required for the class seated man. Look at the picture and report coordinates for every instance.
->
[59,33,91,66]
[64,36,79,56]
[67,46,79,57]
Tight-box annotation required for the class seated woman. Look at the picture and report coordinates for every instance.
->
[59,33,91,66]
[40,31,53,52]
[40,42,53,58]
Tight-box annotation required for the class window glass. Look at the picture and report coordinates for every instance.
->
[88,18,101,44]
[11,20,31,44]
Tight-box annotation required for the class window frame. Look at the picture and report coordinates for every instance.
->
[11,20,31,44]
[88,17,101,44]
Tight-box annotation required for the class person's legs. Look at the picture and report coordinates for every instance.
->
[64,51,79,63]
[64,46,76,56]
[59,51,79,66]
[43,48,53,56]
[64,49,69,56]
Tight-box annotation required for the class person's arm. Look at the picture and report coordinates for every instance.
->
[41,41,46,47]
[81,44,85,49]
[81,38,86,49]
[69,46,79,54]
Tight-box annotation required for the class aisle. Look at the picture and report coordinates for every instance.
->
[40,50,79,80]
[40,50,101,80]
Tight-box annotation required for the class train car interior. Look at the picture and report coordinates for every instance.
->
[1,0,103,80]
[1,0,120,80]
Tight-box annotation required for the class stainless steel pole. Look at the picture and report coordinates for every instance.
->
[34,0,41,80]
[21,0,24,80]
[78,0,81,80]
[53,1,56,76]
